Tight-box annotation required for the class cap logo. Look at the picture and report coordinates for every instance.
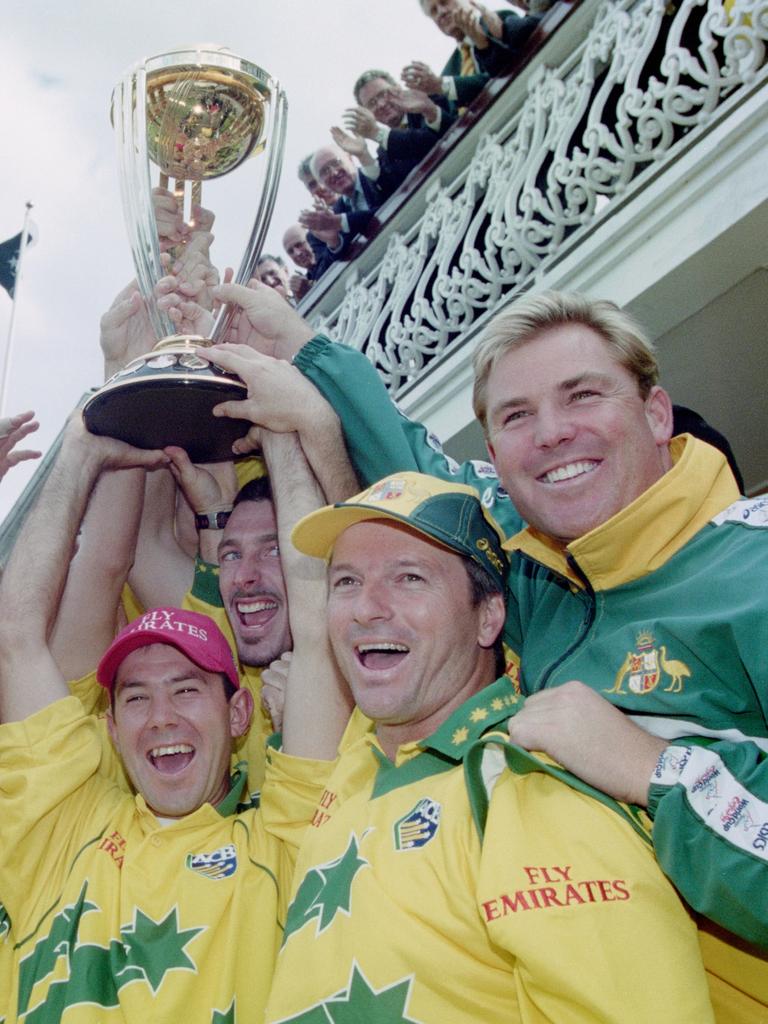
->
[476,537,504,574]
[368,478,406,501]
[133,609,208,641]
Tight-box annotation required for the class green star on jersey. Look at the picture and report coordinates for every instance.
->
[211,999,236,1023]
[275,963,422,1024]
[283,833,369,942]
[326,963,421,1023]
[120,906,203,992]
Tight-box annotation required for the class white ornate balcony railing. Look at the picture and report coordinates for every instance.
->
[301,0,767,397]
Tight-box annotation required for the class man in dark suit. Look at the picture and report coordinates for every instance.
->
[339,70,456,197]
[403,0,541,112]
[299,145,383,274]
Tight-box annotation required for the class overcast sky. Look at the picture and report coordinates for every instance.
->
[0,0,452,519]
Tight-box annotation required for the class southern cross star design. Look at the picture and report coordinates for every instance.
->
[277,962,422,1024]
[283,833,369,942]
[120,906,203,992]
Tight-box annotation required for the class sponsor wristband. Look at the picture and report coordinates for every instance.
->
[194,509,232,531]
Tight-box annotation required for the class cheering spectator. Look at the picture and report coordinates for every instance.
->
[340,70,455,195]
[299,144,382,270]
[255,254,294,305]
[297,154,338,207]
[404,0,541,112]
[282,223,316,301]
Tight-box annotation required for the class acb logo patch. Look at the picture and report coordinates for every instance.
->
[186,843,238,879]
[393,798,441,850]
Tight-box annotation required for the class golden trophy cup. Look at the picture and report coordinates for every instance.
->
[83,45,287,462]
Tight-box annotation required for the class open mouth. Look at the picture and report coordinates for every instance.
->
[356,642,410,670]
[538,460,599,484]
[235,597,279,628]
[148,743,194,773]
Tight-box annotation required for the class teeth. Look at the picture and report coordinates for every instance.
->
[237,600,277,613]
[150,744,193,758]
[542,461,598,484]
[357,642,409,653]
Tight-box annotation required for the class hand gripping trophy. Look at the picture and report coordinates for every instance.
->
[83,45,287,461]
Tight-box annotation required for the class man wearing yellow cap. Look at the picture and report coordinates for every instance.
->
[264,470,713,1023]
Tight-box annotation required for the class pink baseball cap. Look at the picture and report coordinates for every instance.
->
[97,607,240,692]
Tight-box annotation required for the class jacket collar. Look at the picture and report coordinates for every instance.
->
[503,435,740,590]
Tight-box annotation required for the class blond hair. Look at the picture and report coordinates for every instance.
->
[472,291,660,434]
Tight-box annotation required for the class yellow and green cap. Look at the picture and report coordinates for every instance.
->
[291,472,508,588]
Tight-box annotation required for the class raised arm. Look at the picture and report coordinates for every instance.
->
[49,281,159,680]
[0,417,167,723]
[128,466,198,608]
[259,430,352,759]
[200,287,518,523]
[201,342,359,503]
[50,463,147,681]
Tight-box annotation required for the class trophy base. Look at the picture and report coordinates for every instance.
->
[83,335,252,463]
[84,378,251,463]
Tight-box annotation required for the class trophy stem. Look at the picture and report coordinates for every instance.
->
[160,178,203,228]
[212,83,287,341]
[114,65,175,341]
[172,178,185,210]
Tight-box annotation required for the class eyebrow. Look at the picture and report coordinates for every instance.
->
[218,531,278,556]
[489,371,614,418]
[329,556,435,574]
[115,672,207,694]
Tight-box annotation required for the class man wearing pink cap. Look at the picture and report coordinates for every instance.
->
[0,417,348,1023]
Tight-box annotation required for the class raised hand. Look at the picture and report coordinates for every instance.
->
[164,446,238,514]
[261,650,292,732]
[397,87,441,121]
[100,282,155,379]
[401,61,442,96]
[299,207,342,247]
[66,412,169,472]
[210,281,314,359]
[340,107,379,141]
[201,342,332,436]
[455,2,503,47]
[0,411,41,481]
[332,124,371,160]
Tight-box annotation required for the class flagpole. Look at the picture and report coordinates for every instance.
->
[0,201,34,418]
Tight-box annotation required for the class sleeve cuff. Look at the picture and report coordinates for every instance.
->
[647,744,692,818]
[361,162,381,181]
[442,77,457,101]
[189,556,224,606]
[68,669,109,717]
[425,108,442,131]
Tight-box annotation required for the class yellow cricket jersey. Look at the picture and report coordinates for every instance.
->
[0,906,11,1023]
[0,696,331,1024]
[265,677,714,1023]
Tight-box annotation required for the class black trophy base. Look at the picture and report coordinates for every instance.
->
[83,376,251,464]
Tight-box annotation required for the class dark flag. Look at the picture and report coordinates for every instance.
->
[0,233,24,298]
[0,225,35,299]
